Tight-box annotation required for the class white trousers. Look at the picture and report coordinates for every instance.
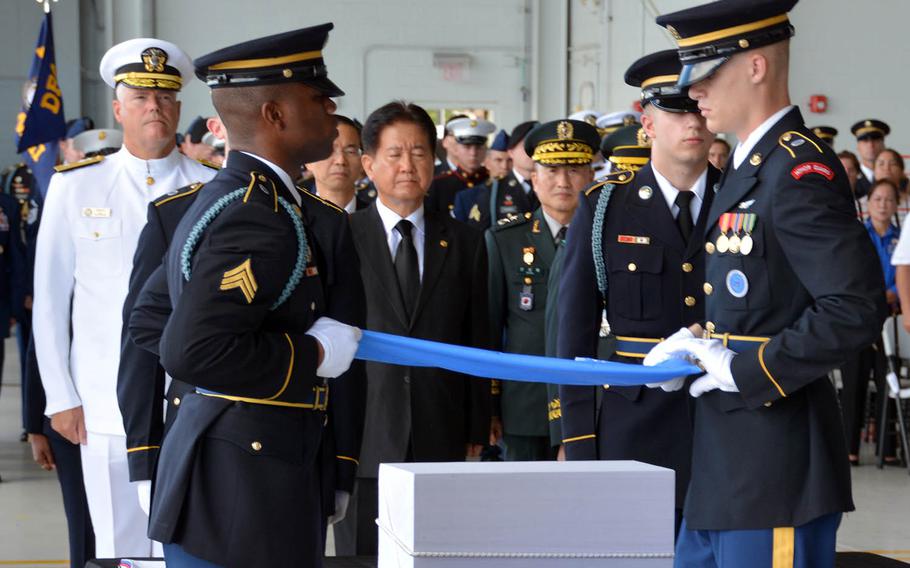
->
[80,431,162,558]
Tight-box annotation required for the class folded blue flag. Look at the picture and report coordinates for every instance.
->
[355,330,700,386]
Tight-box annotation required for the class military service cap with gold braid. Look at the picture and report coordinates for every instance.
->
[657,0,798,87]
[524,119,601,166]
[194,23,343,97]
[600,123,651,172]
[851,119,889,141]
[99,38,194,91]
[625,49,699,114]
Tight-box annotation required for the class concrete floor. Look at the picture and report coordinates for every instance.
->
[1,337,909,566]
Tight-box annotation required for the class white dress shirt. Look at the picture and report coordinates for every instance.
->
[732,105,795,169]
[652,165,708,222]
[541,209,567,241]
[860,163,874,184]
[512,168,532,195]
[374,197,426,280]
[33,146,215,435]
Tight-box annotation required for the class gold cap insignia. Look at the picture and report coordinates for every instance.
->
[141,47,168,73]
[636,127,651,148]
[220,258,258,304]
[470,120,478,127]
[585,115,597,126]
[557,120,574,140]
[623,115,637,126]
[98,131,106,140]
[865,120,872,127]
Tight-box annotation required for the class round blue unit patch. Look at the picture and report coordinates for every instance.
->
[726,269,749,298]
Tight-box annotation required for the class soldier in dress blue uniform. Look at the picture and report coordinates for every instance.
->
[852,119,889,199]
[425,117,495,214]
[645,2,888,565]
[128,24,364,568]
[452,120,539,230]
[558,49,718,534]
[487,119,598,461]
[544,124,652,453]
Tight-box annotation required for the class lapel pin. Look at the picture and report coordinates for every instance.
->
[749,153,762,166]
[439,240,448,248]
[638,186,653,200]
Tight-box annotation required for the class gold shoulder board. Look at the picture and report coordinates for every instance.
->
[54,155,104,173]
[155,182,204,207]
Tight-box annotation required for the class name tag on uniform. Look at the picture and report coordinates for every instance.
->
[617,235,650,245]
[82,207,111,218]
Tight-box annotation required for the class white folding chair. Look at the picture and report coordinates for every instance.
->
[878,315,910,474]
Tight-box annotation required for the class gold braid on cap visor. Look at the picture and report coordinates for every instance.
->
[532,140,594,165]
[114,72,182,90]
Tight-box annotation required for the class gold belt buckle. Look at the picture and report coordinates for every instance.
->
[313,385,329,411]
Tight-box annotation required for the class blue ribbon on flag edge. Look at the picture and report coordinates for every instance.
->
[354,330,701,386]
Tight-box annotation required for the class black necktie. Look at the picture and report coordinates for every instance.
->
[675,191,695,242]
[394,219,420,318]
[555,226,567,247]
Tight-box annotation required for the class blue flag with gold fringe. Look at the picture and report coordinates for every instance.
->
[15,10,65,198]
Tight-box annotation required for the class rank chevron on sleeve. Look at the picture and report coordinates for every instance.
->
[220,258,259,304]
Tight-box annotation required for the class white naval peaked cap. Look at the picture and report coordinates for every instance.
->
[447,118,496,144]
[72,129,123,154]
[596,110,642,131]
[99,38,194,90]
[568,109,602,127]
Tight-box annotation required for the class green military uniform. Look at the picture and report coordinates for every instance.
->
[486,118,600,460]
[543,124,652,448]
[487,209,559,459]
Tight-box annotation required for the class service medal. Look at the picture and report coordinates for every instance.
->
[740,213,756,255]
[716,213,732,253]
[740,234,753,255]
[728,234,741,254]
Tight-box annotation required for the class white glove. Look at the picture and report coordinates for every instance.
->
[677,338,738,398]
[305,317,363,378]
[643,327,696,392]
[328,490,351,525]
[136,479,152,516]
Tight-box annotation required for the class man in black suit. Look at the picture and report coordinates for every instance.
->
[558,49,718,535]
[338,101,491,556]
[649,2,888,565]
[306,115,371,213]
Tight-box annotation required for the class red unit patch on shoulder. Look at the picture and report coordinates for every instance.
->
[791,162,834,181]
